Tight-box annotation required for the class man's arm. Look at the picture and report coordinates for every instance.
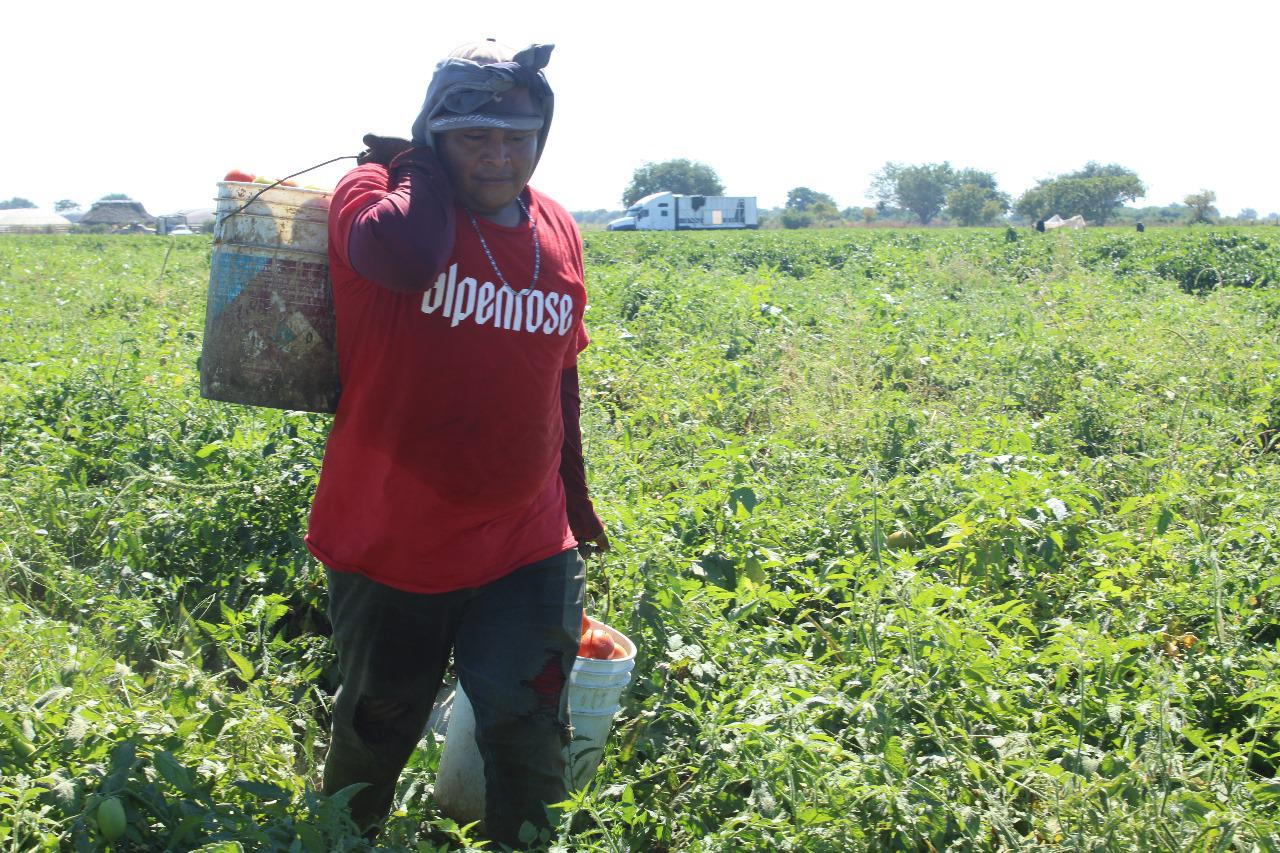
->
[559,366,606,551]
[335,146,456,293]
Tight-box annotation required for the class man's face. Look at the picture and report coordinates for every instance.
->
[438,128,538,217]
[436,86,540,218]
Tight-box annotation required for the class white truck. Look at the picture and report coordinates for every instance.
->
[607,192,758,231]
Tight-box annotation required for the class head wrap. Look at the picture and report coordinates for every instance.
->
[411,43,555,165]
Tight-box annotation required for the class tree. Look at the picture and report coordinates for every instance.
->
[946,184,1007,226]
[54,199,81,213]
[0,197,37,210]
[870,162,956,225]
[945,169,1010,226]
[779,209,814,229]
[783,187,839,227]
[785,187,837,214]
[1184,190,1218,225]
[1014,162,1145,225]
[99,193,133,202]
[1237,208,1257,222]
[622,160,724,208]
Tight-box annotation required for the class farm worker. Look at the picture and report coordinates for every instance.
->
[304,39,608,844]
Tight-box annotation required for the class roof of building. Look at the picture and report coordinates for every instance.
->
[0,208,72,227]
[180,208,216,225]
[79,199,153,226]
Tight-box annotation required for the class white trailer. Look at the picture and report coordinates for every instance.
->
[607,192,758,231]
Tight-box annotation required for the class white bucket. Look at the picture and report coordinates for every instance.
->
[200,181,341,414]
[433,618,636,826]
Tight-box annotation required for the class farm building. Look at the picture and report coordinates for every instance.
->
[157,208,216,234]
[0,208,72,234]
[79,199,155,233]
[182,208,215,229]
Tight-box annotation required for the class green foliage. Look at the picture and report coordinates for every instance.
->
[1109,203,1189,226]
[1185,190,1219,225]
[53,200,80,213]
[870,162,956,225]
[946,183,1009,226]
[944,169,1010,225]
[778,209,813,230]
[1016,162,1146,225]
[1,230,1279,849]
[785,187,837,215]
[1,197,37,210]
[572,209,625,229]
[98,194,133,202]
[871,164,1008,226]
[622,159,724,208]
[782,188,839,230]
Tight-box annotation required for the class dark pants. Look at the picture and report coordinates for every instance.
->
[322,549,585,845]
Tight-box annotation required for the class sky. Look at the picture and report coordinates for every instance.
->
[4,0,1278,219]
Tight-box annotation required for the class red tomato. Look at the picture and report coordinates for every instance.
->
[581,613,590,634]
[578,628,615,660]
[223,169,255,183]
[280,179,299,187]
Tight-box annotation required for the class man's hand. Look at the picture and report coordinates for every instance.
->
[577,530,610,559]
[357,134,414,167]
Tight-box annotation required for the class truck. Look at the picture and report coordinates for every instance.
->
[607,192,758,231]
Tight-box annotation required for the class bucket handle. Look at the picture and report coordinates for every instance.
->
[222,154,359,221]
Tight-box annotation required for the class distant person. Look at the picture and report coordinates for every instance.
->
[306,39,608,845]
[1034,219,1046,233]
[1136,222,1146,232]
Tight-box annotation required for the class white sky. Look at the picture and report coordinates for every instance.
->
[4,0,1278,217]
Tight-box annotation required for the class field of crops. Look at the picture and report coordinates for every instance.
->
[1,227,1279,851]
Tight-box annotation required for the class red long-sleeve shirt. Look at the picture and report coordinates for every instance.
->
[306,149,602,593]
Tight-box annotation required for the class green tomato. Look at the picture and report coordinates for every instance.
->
[97,796,126,841]
[8,736,35,763]
[886,530,917,551]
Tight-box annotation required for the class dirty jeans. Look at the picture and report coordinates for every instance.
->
[322,549,585,845]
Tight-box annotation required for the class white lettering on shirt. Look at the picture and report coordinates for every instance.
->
[524,290,545,334]
[558,294,574,336]
[496,284,522,330]
[417,264,576,338]
[542,292,560,334]
[451,277,477,327]
[476,281,495,325]
[442,263,458,318]
[422,269,446,314]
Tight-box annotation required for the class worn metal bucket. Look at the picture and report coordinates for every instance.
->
[199,181,340,414]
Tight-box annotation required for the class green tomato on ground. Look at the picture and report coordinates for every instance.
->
[97,796,126,840]
[886,530,918,551]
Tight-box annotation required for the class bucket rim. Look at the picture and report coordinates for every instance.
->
[217,180,331,195]
[213,199,331,214]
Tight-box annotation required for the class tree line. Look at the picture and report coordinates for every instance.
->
[613,159,1273,229]
[0,196,131,214]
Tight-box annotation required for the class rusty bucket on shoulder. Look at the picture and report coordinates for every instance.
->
[200,181,340,414]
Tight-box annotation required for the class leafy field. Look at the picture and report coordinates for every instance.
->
[1,228,1279,850]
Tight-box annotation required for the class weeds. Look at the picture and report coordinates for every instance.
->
[0,230,1278,849]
